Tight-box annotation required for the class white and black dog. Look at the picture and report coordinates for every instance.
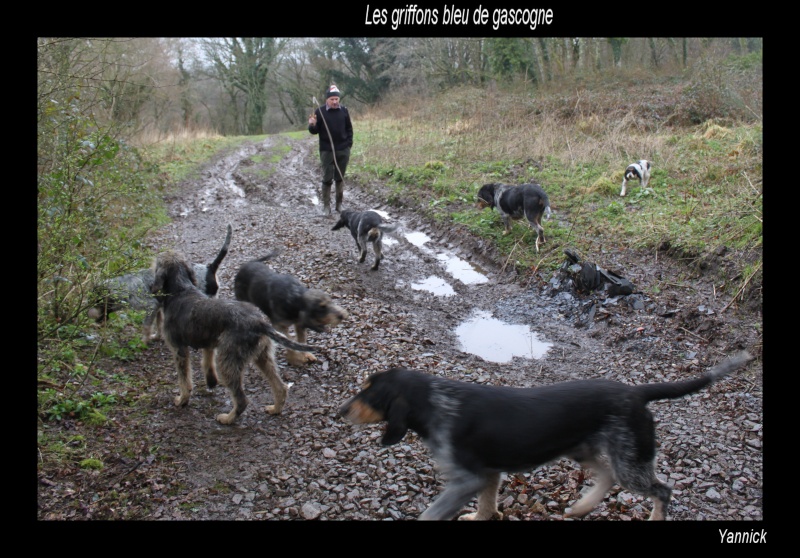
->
[476,182,551,251]
[332,209,400,271]
[620,160,651,197]
[87,224,232,344]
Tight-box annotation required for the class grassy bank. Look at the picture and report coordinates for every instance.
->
[348,83,762,288]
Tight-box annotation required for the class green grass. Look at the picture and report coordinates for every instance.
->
[140,135,258,184]
[349,89,762,284]
[246,135,294,180]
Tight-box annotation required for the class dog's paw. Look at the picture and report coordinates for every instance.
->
[264,404,283,415]
[288,352,317,367]
[174,394,190,407]
[216,411,237,425]
[141,329,157,346]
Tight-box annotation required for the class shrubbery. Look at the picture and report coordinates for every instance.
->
[38,101,167,340]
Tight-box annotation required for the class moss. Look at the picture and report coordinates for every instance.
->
[80,458,104,470]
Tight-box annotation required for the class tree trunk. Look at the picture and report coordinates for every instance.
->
[536,37,552,82]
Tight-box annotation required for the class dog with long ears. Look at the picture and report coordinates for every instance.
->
[620,159,651,197]
[151,250,315,424]
[340,351,752,520]
[332,209,400,270]
[476,182,551,251]
[88,224,232,345]
[234,251,348,367]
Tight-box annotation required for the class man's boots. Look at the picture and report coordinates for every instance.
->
[335,181,344,212]
[321,182,332,216]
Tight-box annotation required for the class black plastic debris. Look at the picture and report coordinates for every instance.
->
[600,268,634,296]
[561,249,634,296]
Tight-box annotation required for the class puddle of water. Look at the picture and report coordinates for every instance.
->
[436,253,488,285]
[405,231,431,247]
[411,275,456,297]
[402,227,487,286]
[455,310,551,363]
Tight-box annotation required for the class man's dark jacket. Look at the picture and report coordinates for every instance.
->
[309,105,353,152]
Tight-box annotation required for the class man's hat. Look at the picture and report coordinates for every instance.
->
[326,84,341,99]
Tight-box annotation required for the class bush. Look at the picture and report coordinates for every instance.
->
[678,81,745,124]
[38,102,168,341]
[674,52,762,125]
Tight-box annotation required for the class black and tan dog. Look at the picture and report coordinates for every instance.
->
[340,351,752,520]
[620,159,651,197]
[88,224,232,345]
[234,252,348,367]
[332,209,400,270]
[476,182,551,251]
[151,250,315,425]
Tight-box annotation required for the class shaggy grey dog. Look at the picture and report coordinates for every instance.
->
[88,224,232,344]
[151,249,313,425]
[234,252,348,367]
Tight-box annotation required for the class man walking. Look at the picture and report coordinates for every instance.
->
[308,84,353,216]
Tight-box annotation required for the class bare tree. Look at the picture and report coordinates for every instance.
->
[607,38,628,68]
[200,38,286,135]
[408,38,485,88]
[534,38,552,83]
[271,38,319,127]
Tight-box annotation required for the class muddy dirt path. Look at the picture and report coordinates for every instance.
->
[37,135,763,521]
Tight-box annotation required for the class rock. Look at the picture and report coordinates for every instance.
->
[301,502,323,519]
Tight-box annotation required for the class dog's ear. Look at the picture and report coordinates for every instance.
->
[477,184,495,205]
[184,261,197,285]
[151,266,165,294]
[381,397,410,445]
[332,219,345,231]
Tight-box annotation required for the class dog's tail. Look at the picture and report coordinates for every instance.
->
[544,204,552,220]
[379,222,401,233]
[260,321,316,352]
[635,351,752,403]
[375,222,402,240]
[207,224,233,273]
[367,222,400,242]
[253,249,281,264]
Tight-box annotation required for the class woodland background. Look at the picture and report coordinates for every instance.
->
[38,37,763,139]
